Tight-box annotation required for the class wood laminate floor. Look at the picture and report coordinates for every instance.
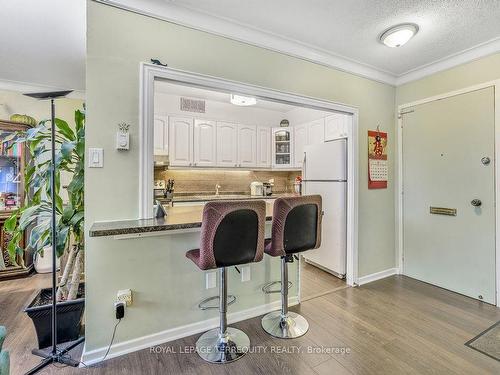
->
[1,274,499,374]
[300,258,347,301]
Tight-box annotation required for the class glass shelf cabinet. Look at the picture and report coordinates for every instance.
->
[272,127,294,168]
[0,120,32,279]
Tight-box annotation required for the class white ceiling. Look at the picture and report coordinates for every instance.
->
[167,0,500,77]
[1,0,500,92]
[0,0,85,93]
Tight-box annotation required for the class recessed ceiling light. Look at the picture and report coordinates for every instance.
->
[230,94,257,106]
[380,23,419,48]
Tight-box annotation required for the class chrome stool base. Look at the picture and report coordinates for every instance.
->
[261,311,309,339]
[196,327,250,363]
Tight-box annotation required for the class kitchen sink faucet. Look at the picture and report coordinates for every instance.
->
[215,184,221,196]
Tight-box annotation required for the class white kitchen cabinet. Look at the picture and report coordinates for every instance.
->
[256,126,271,168]
[272,127,294,169]
[168,116,193,166]
[294,123,308,168]
[194,119,217,167]
[238,124,257,167]
[325,113,350,141]
[216,122,238,167]
[308,118,325,144]
[154,116,169,156]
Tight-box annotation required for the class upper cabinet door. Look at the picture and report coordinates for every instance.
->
[238,124,257,168]
[272,128,294,168]
[325,113,349,141]
[216,122,238,167]
[256,126,271,168]
[154,116,169,156]
[168,116,193,166]
[193,119,217,167]
[308,118,325,144]
[294,123,308,168]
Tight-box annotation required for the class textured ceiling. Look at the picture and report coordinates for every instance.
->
[1,0,499,90]
[169,0,500,76]
[0,0,85,90]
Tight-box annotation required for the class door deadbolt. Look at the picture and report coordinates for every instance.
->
[481,157,491,165]
[471,199,482,207]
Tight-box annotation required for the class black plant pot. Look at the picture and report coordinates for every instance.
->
[24,284,85,349]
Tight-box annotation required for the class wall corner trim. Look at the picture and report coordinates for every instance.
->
[357,268,399,286]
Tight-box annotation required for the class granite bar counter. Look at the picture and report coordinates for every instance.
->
[89,201,275,237]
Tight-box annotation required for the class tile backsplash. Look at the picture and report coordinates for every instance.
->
[154,169,301,195]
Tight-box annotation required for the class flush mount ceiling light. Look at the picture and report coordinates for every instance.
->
[380,23,419,48]
[230,94,257,106]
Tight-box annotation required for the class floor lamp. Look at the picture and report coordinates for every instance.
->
[23,91,84,375]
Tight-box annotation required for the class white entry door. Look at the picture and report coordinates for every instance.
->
[402,87,496,304]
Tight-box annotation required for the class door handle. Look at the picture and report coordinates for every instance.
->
[471,199,482,207]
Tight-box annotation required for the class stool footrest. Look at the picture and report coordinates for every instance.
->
[261,281,292,294]
[198,295,236,310]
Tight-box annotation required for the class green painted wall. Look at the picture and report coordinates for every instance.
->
[396,53,500,105]
[86,1,396,352]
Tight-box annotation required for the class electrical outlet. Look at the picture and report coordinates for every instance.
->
[206,271,217,289]
[117,289,132,306]
[241,266,251,282]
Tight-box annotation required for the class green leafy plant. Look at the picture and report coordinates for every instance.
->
[5,109,85,301]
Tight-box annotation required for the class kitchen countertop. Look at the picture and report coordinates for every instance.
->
[170,192,298,203]
[89,201,275,237]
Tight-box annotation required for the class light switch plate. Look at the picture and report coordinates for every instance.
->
[241,266,251,282]
[88,148,103,168]
[206,271,217,289]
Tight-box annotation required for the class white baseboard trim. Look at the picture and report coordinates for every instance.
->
[81,297,298,366]
[357,268,399,286]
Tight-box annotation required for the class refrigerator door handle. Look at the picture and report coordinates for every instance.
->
[303,152,306,177]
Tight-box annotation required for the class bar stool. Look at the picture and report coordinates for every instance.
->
[261,195,322,339]
[186,200,266,363]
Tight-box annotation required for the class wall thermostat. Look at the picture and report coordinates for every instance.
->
[116,122,130,150]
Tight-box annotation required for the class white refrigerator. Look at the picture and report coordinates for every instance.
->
[302,139,347,278]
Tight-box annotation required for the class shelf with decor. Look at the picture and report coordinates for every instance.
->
[0,120,33,279]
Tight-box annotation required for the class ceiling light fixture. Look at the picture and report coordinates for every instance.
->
[230,94,257,106]
[380,23,419,48]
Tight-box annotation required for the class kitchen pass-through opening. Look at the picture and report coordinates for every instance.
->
[139,63,359,288]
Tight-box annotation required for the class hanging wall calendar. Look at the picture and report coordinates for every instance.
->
[368,128,388,189]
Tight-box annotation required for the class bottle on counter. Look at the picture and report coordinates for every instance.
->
[294,176,302,195]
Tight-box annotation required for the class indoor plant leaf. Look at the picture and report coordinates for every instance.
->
[54,118,76,141]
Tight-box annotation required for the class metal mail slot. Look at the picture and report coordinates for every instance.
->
[430,207,457,216]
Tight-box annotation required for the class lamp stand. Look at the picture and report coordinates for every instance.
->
[23,91,84,375]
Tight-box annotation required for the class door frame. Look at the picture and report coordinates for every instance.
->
[139,63,359,286]
[397,80,500,306]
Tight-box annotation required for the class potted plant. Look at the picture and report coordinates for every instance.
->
[4,109,85,349]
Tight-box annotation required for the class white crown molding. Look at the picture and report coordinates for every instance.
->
[93,0,397,85]
[95,1,500,88]
[396,36,500,85]
[0,78,85,100]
